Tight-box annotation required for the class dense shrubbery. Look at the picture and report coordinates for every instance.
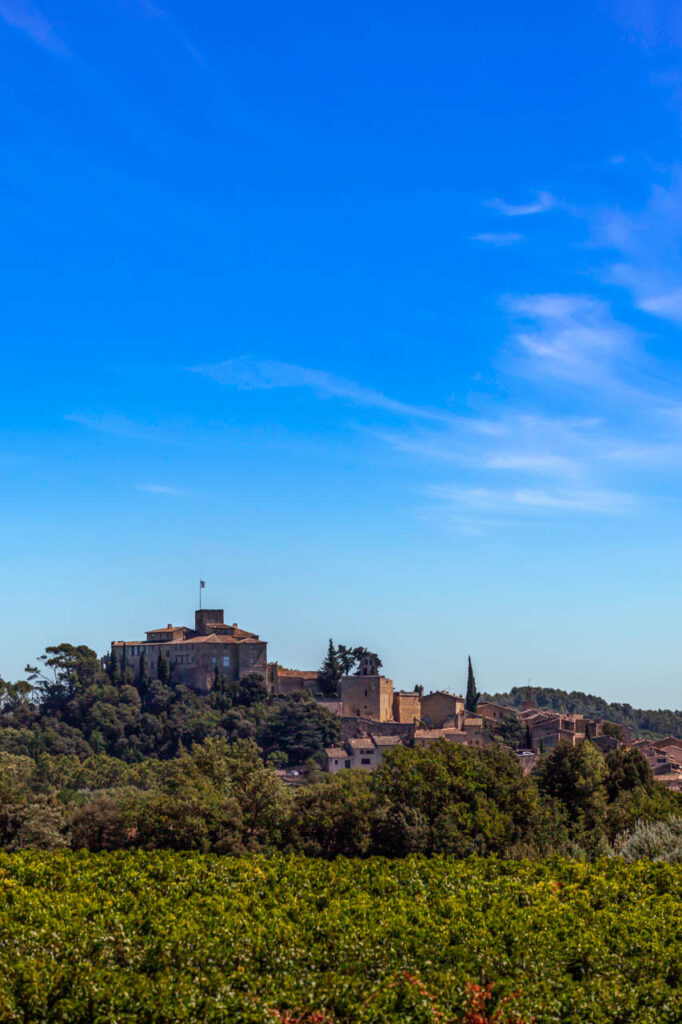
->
[0,852,680,1023]
[483,684,682,739]
[0,734,679,858]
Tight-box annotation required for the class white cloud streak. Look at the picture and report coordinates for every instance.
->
[472,232,522,246]
[193,358,456,424]
[488,191,556,216]
[507,293,638,389]
[0,0,70,55]
[66,413,182,444]
[136,484,183,495]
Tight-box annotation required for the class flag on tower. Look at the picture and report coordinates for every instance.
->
[200,580,205,588]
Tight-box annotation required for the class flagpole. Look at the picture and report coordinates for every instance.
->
[199,579,202,610]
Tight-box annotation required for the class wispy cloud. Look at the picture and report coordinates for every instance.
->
[488,191,556,216]
[66,413,175,443]
[429,484,634,515]
[595,175,682,326]
[196,344,682,526]
[193,358,456,424]
[506,293,638,388]
[136,483,184,495]
[190,186,682,529]
[472,232,522,246]
[0,0,70,55]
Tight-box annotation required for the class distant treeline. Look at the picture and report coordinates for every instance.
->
[482,685,682,740]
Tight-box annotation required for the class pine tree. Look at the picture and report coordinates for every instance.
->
[157,650,170,686]
[108,648,121,685]
[317,639,342,697]
[465,656,479,712]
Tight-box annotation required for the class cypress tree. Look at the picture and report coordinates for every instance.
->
[157,650,170,686]
[120,644,128,676]
[465,656,479,712]
[136,649,149,696]
[108,648,121,685]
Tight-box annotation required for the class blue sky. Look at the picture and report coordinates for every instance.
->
[2,0,682,706]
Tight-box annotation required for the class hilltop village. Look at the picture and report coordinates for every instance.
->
[112,605,682,790]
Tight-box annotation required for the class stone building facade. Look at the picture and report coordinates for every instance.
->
[111,608,267,694]
[420,691,464,728]
[392,690,422,724]
[325,734,402,773]
[266,665,319,695]
[340,674,394,720]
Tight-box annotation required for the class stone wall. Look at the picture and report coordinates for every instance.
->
[341,716,416,742]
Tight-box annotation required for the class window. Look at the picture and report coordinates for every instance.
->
[344,760,351,769]
[223,656,230,667]
[361,757,371,765]
[364,689,368,697]
[211,657,217,665]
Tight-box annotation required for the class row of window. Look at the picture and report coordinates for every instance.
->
[120,646,236,669]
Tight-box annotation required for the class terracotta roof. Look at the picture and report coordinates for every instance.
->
[175,633,259,646]
[656,746,682,762]
[325,747,348,759]
[422,690,462,700]
[414,728,465,740]
[370,734,402,746]
[113,632,260,648]
[478,702,517,714]
[348,738,373,750]
[278,669,318,679]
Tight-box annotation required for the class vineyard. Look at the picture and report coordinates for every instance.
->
[0,853,679,1023]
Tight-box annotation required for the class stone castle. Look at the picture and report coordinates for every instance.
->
[111,606,473,733]
[111,608,267,693]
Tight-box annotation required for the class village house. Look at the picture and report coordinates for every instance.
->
[631,738,682,790]
[420,691,464,728]
[477,701,518,724]
[324,734,402,773]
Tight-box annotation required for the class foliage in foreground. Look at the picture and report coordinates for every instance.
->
[0,735,680,859]
[0,852,680,1023]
